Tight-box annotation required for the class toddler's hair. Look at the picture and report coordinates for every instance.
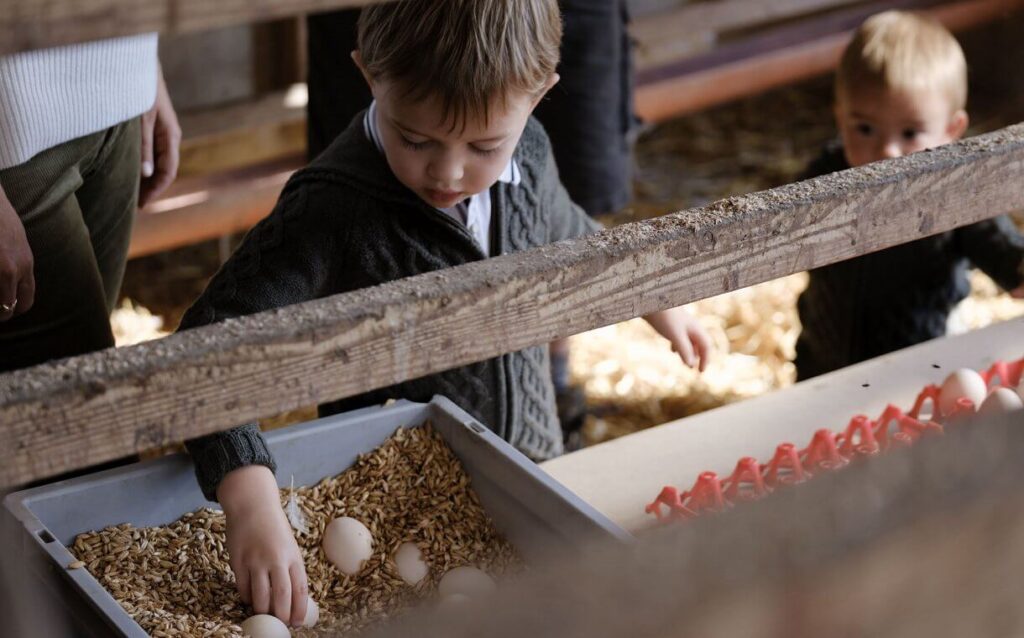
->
[358,0,562,130]
[837,10,967,111]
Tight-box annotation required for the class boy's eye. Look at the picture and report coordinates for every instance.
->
[902,128,920,141]
[399,135,430,150]
[470,144,501,157]
[855,123,874,136]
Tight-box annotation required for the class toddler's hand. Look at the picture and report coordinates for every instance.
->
[644,306,712,372]
[218,466,308,627]
[1010,284,1024,299]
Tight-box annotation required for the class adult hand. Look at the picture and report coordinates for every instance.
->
[139,67,181,208]
[218,465,309,627]
[0,185,34,321]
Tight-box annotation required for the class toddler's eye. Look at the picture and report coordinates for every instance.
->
[855,123,873,136]
[902,128,920,141]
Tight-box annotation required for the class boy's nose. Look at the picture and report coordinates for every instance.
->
[428,155,464,185]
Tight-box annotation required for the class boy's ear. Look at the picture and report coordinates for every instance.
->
[351,50,375,91]
[948,109,969,140]
[530,73,561,109]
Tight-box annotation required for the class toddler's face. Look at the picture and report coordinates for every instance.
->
[368,79,551,209]
[836,85,968,168]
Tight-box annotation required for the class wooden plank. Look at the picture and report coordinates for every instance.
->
[176,90,307,177]
[369,408,1024,638]
[131,159,298,259]
[635,0,1024,121]
[1,124,1024,486]
[541,316,1024,532]
[630,0,872,72]
[0,0,389,55]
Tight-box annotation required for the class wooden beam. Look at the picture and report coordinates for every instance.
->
[130,159,298,259]
[175,89,306,177]
[635,0,1024,122]
[0,0,390,55]
[2,124,1024,486]
[369,409,1024,638]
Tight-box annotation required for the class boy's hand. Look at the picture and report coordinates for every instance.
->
[643,306,712,372]
[218,465,309,627]
[1010,284,1024,299]
[0,185,34,321]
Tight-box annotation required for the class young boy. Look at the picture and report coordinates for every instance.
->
[180,0,710,626]
[795,10,1024,381]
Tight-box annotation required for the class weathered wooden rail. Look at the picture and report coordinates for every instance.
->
[371,409,1024,638]
[2,123,1024,487]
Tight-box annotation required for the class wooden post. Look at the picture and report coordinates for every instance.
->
[1,124,1023,486]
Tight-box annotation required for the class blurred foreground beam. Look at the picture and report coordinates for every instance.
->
[2,124,1024,485]
[370,411,1024,638]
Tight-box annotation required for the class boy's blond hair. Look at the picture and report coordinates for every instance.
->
[358,0,561,130]
[837,10,967,112]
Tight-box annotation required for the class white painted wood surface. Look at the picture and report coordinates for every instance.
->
[541,316,1024,532]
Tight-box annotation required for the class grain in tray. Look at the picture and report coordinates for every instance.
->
[71,425,520,637]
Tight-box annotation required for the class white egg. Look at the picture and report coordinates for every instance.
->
[938,368,987,416]
[438,566,496,599]
[438,593,472,611]
[240,614,290,638]
[302,596,319,628]
[394,542,429,586]
[978,387,1024,416]
[322,517,373,576]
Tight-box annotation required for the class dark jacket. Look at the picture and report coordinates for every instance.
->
[795,144,1024,380]
[181,113,599,500]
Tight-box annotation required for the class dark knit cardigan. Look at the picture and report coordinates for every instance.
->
[181,113,599,500]
[795,145,1024,380]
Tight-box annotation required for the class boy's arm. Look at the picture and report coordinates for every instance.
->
[181,184,342,500]
[539,145,603,243]
[178,183,341,627]
[956,215,1024,296]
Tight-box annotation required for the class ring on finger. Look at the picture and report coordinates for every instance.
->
[0,299,16,313]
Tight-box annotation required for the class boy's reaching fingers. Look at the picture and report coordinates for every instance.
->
[289,563,309,627]
[270,565,292,624]
[251,570,271,615]
[234,564,252,605]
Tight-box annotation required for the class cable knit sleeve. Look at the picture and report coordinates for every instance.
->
[539,141,603,243]
[956,215,1024,292]
[180,180,344,501]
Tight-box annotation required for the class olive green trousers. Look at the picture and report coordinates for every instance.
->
[0,118,139,372]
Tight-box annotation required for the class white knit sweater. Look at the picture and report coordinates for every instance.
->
[0,34,159,170]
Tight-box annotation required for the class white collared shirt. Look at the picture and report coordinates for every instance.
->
[363,100,521,256]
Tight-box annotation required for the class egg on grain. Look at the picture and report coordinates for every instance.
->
[938,368,987,416]
[240,614,290,638]
[438,566,497,599]
[394,542,429,586]
[438,593,472,611]
[303,596,320,628]
[978,387,1024,416]
[322,517,373,576]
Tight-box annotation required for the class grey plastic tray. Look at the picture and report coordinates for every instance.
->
[3,396,629,637]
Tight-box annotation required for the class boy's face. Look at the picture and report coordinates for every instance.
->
[360,69,556,209]
[835,85,968,168]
